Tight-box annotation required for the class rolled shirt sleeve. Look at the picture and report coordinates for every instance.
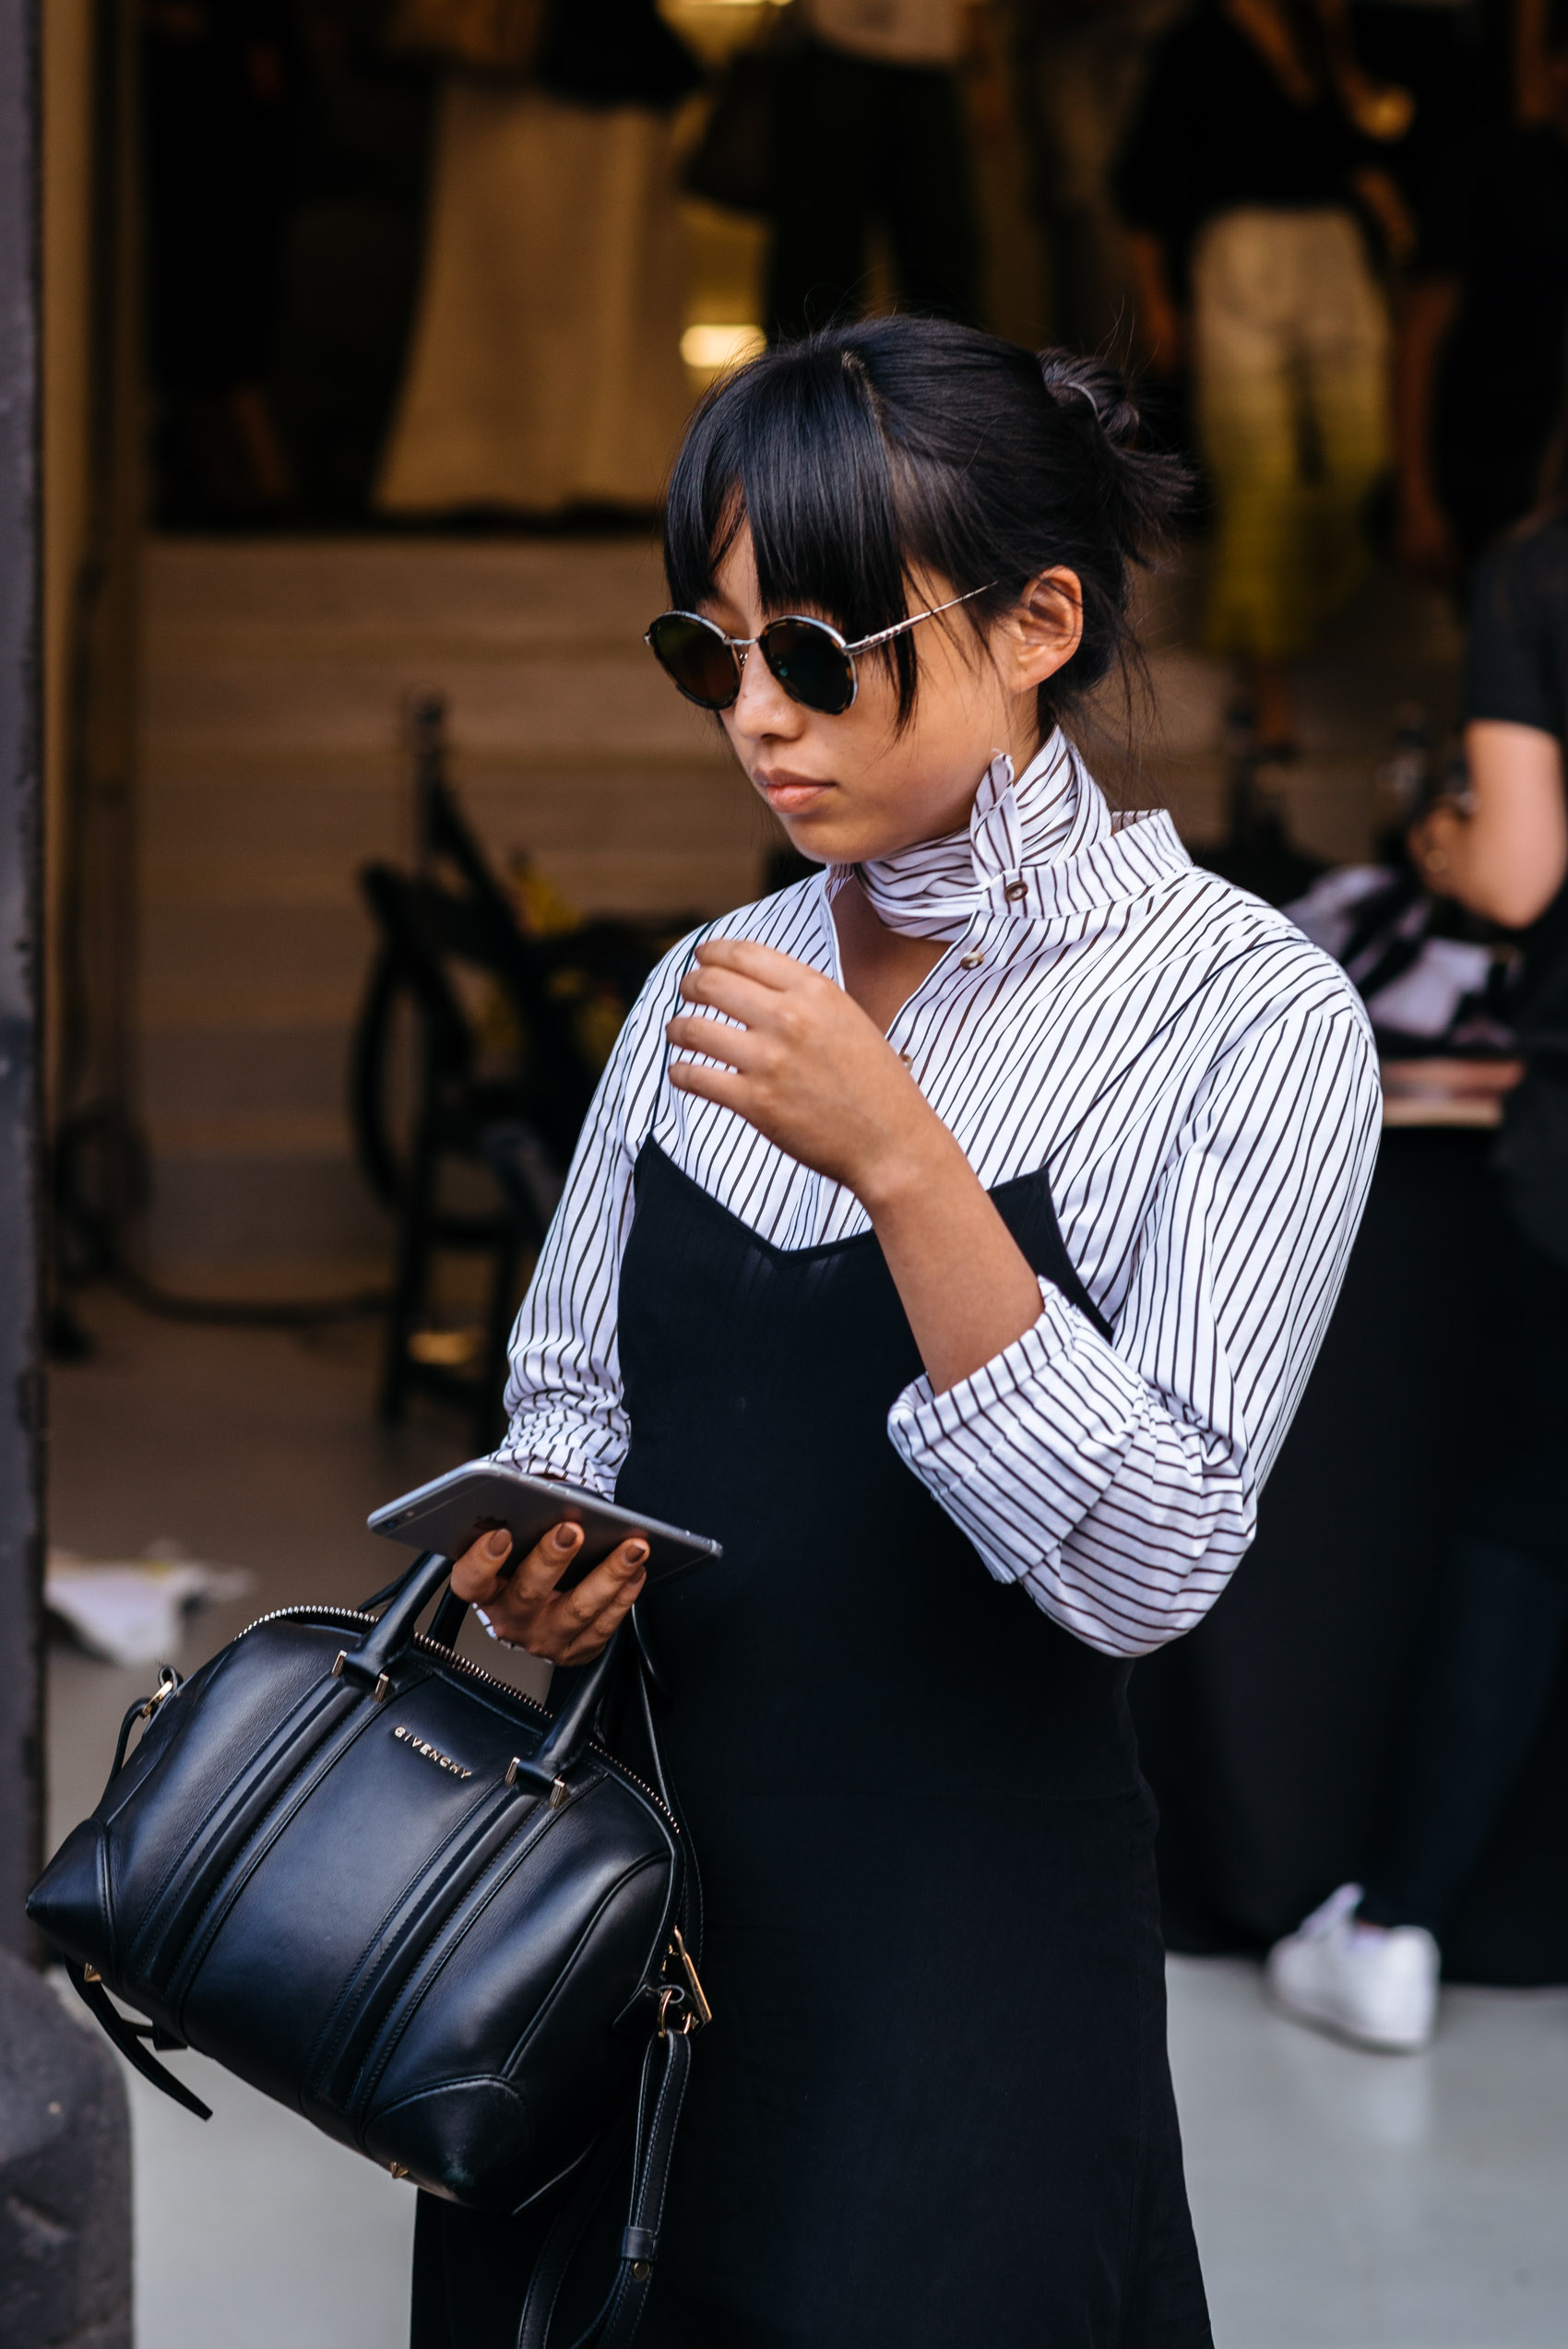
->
[494,939,692,1496]
[887,998,1382,1656]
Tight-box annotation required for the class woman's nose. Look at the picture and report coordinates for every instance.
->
[730,642,803,741]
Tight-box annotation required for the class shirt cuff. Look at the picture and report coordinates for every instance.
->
[885,1278,1144,1570]
[489,1441,617,1501]
[887,1277,1078,1438]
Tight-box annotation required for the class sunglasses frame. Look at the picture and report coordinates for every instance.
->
[644,582,997,717]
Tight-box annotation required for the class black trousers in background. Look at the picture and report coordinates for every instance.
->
[766,42,980,342]
[1360,1193,1568,1938]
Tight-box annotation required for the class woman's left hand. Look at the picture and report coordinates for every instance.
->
[665,938,944,1205]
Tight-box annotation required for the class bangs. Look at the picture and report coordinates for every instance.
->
[659,317,1183,746]
[663,344,925,719]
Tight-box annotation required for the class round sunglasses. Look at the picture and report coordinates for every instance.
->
[644,583,995,718]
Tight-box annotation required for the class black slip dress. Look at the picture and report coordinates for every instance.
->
[411,1137,1212,2349]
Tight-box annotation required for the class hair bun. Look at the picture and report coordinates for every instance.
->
[1037,351,1141,450]
[1035,347,1187,565]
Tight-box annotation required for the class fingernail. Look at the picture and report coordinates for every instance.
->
[624,1541,648,1568]
[552,1523,581,1550]
[484,1528,511,1560]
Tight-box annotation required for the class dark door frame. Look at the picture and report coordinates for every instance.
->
[0,0,44,1960]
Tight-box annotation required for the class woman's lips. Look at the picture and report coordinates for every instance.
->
[758,773,832,813]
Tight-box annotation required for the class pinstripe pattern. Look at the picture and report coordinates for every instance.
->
[499,733,1381,1657]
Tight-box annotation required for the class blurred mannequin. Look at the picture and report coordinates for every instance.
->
[1009,0,1183,362]
[376,0,698,516]
[1115,0,1408,756]
[143,0,296,520]
[766,0,992,338]
[1395,13,1568,586]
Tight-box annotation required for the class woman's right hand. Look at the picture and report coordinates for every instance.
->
[449,1522,647,1665]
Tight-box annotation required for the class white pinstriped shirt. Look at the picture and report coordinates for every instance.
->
[498,732,1381,1658]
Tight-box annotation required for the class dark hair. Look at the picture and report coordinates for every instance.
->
[662,316,1189,741]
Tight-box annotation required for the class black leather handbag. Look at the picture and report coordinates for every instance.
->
[27,1548,707,2347]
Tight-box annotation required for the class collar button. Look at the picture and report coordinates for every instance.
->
[959,949,984,969]
[1004,879,1028,904]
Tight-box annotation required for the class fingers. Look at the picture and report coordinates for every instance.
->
[665,1012,771,1072]
[692,935,814,989]
[680,960,795,1026]
[449,1524,517,1602]
[507,1519,588,1602]
[471,1529,648,1664]
[552,1536,648,1629]
[666,1058,751,1111]
[544,1536,649,1665]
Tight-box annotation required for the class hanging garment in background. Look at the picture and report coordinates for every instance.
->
[385,0,548,76]
[1192,208,1389,659]
[375,77,693,516]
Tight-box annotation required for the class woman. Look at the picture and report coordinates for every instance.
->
[1114,0,1405,757]
[1269,504,1568,2050]
[422,319,1381,2346]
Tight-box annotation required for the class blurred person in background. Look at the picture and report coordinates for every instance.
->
[766,0,994,339]
[1008,0,1184,365]
[1269,490,1568,2050]
[1394,0,1568,587]
[1114,0,1410,758]
[143,0,297,521]
[375,0,699,516]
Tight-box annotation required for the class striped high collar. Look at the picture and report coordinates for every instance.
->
[829,730,1190,941]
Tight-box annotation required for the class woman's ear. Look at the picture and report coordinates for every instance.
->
[1009,569,1084,692]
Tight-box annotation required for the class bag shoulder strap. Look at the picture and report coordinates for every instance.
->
[517,2022,695,2349]
[65,1961,212,2119]
[517,1641,704,2349]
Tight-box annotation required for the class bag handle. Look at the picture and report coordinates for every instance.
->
[346,1548,627,1793]
[343,1547,452,1685]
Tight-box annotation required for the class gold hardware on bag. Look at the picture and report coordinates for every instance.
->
[655,1928,712,2036]
[632,2261,652,2281]
[82,1965,101,1985]
[138,1667,179,1722]
[332,1651,389,1700]
[388,2162,410,2179]
[503,1759,570,1807]
[671,1928,712,2031]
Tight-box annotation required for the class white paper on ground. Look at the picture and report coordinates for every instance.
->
[45,1551,256,1667]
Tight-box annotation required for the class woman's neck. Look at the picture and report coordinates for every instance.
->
[831,874,949,1036]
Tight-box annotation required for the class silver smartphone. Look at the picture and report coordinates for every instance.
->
[367,1460,722,1590]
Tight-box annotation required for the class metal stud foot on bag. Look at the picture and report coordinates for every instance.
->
[332,1651,390,1701]
[505,1758,569,1807]
[388,2162,410,2179]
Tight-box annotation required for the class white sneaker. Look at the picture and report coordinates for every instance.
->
[1266,1882,1439,2052]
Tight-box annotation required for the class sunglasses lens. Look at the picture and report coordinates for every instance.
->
[647,613,740,709]
[761,620,856,716]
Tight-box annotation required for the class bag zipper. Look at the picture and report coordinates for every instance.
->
[227,1605,679,1830]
